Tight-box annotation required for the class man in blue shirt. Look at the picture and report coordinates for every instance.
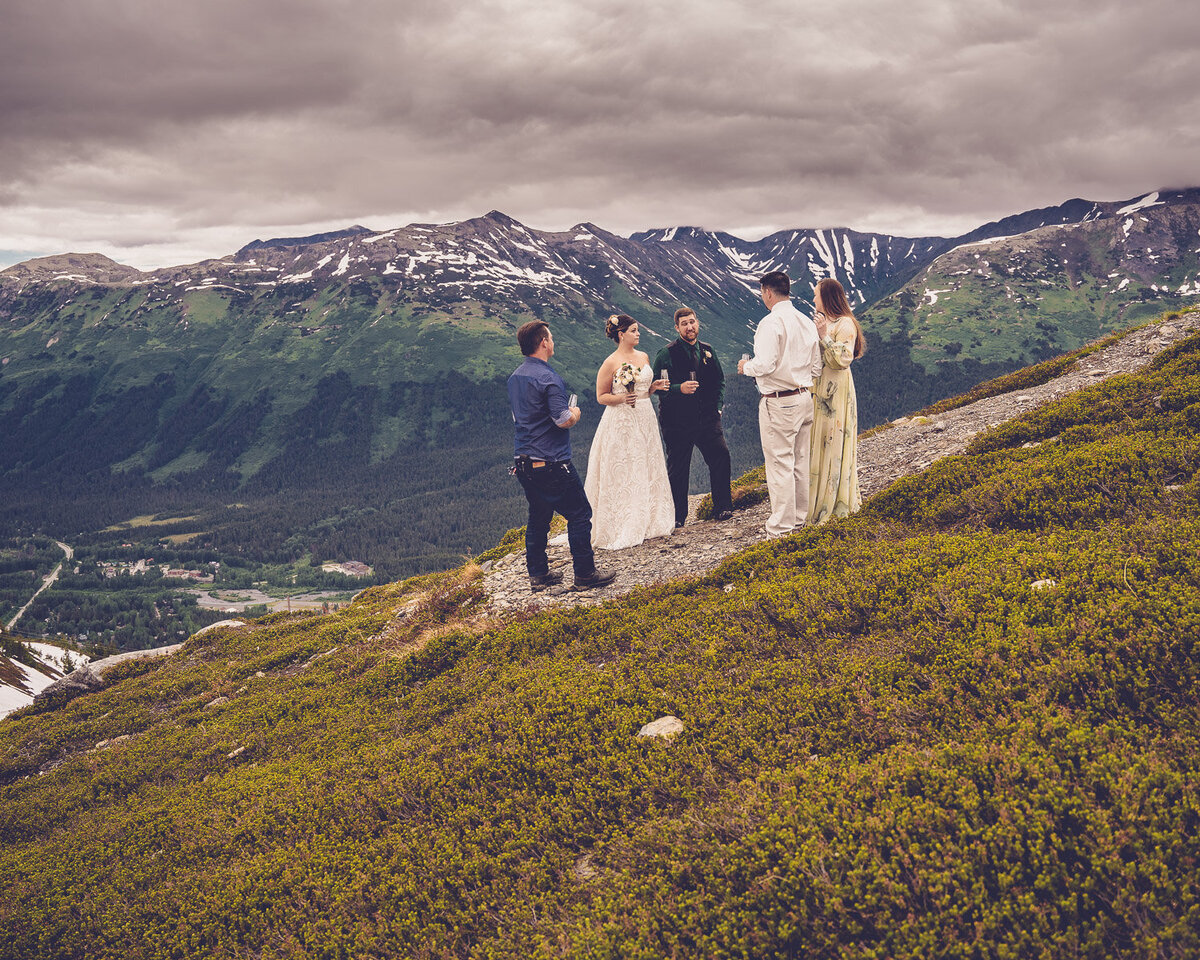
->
[508,320,616,592]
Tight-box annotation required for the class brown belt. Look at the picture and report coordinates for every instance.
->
[762,387,807,398]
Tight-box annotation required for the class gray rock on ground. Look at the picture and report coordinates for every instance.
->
[32,665,105,709]
[638,715,685,740]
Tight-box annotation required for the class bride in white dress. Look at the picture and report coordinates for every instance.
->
[585,314,676,550]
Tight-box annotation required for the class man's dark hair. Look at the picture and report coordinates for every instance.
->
[673,306,696,324]
[759,271,790,298]
[517,320,550,356]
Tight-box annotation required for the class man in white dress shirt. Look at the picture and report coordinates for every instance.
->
[737,271,823,536]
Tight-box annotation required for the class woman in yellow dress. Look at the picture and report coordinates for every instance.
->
[809,278,867,524]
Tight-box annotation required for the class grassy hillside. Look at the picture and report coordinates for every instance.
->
[1,313,1199,958]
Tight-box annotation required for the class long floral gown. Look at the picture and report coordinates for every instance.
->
[809,316,862,524]
[584,365,675,550]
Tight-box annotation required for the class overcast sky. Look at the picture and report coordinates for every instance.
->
[2,0,1198,270]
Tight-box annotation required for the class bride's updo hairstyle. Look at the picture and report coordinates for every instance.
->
[605,313,637,343]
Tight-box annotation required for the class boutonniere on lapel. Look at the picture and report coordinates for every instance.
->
[703,350,712,360]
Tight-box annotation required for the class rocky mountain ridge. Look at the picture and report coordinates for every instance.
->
[865,190,1200,372]
[8,189,1197,307]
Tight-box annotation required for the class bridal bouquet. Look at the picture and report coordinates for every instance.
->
[614,362,638,393]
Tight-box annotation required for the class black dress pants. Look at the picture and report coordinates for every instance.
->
[662,416,733,525]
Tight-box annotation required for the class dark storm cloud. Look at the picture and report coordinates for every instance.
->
[1,0,1198,267]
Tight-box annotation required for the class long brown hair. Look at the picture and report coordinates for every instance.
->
[815,278,866,358]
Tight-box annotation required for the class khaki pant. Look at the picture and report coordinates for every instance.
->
[758,392,814,536]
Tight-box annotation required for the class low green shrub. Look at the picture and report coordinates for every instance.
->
[697,465,767,520]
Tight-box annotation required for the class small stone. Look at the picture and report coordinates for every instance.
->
[255,671,265,678]
[572,854,598,880]
[479,560,494,572]
[1166,484,1183,492]
[932,422,946,432]
[638,715,684,740]
[723,584,734,593]
[204,696,230,709]
[227,746,247,759]
[1030,579,1057,592]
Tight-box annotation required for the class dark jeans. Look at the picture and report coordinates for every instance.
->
[514,459,596,578]
[662,416,733,524]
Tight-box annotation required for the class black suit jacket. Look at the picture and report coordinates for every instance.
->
[653,338,725,429]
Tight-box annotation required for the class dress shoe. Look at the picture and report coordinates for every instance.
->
[714,510,734,521]
[674,520,685,529]
[529,570,564,592]
[571,567,617,591]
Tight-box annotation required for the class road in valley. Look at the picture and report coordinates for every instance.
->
[5,541,73,631]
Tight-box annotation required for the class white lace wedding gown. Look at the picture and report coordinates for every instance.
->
[585,365,676,550]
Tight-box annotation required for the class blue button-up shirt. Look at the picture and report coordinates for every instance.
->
[508,357,573,461]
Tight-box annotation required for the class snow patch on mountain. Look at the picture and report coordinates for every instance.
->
[1117,192,1163,216]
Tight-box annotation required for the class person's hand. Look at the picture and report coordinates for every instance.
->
[737,359,747,375]
[623,392,637,405]
[813,310,828,339]
[650,378,669,394]
[681,380,699,394]
[566,406,581,427]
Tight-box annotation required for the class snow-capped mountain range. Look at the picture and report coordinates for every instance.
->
[7,189,1197,326]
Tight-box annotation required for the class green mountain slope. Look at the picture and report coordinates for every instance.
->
[1,311,1198,958]
[865,201,1200,373]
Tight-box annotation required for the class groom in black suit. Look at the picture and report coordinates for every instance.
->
[653,307,734,526]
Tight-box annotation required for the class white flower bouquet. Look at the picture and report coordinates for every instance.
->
[614,361,639,406]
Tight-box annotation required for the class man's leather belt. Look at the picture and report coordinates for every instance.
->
[762,387,806,398]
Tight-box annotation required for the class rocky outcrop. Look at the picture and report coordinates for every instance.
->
[32,665,105,709]
[30,643,184,711]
